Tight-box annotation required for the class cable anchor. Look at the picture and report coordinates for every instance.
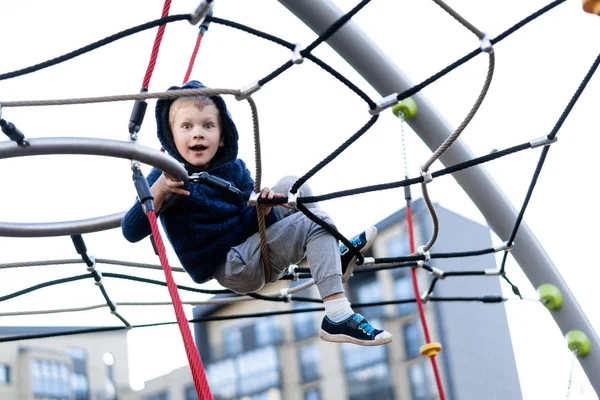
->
[190,0,214,25]
[369,93,399,115]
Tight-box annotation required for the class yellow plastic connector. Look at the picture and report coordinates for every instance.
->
[420,342,442,357]
[392,97,418,120]
[583,0,600,15]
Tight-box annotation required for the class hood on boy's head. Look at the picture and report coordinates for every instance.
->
[155,80,239,172]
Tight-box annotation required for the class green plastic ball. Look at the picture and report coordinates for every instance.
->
[566,330,592,357]
[537,283,563,310]
[392,97,418,120]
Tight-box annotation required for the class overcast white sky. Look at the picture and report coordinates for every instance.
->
[1,0,599,398]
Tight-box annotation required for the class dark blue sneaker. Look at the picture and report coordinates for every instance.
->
[320,313,392,346]
[341,226,377,282]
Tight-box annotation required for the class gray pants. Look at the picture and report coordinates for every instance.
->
[213,176,344,299]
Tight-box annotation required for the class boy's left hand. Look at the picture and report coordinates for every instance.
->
[250,187,291,215]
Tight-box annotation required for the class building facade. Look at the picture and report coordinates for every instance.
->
[0,326,130,400]
[127,200,523,400]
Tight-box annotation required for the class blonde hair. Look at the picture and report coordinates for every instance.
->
[169,95,218,129]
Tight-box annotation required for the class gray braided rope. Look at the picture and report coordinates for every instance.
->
[431,0,485,38]
[0,279,316,318]
[0,88,241,108]
[0,258,185,273]
[246,96,272,283]
[419,51,495,252]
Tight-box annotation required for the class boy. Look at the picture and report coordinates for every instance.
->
[122,80,392,346]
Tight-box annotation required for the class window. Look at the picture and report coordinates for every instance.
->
[304,388,320,400]
[237,346,280,396]
[223,328,243,357]
[293,301,318,340]
[403,320,423,359]
[144,391,169,400]
[0,364,10,384]
[207,358,237,399]
[68,347,89,400]
[185,385,198,400]
[408,362,436,400]
[255,316,283,347]
[298,343,319,382]
[31,358,70,400]
[387,232,410,258]
[395,273,417,316]
[354,277,384,318]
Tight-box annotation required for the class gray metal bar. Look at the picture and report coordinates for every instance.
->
[279,0,600,394]
[0,137,188,237]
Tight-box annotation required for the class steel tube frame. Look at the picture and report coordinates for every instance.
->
[279,0,600,394]
[0,137,188,237]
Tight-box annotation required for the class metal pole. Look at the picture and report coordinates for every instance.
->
[278,0,600,394]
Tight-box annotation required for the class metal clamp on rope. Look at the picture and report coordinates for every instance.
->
[93,271,103,287]
[108,300,118,314]
[291,43,304,64]
[421,292,432,304]
[235,81,261,101]
[189,0,214,25]
[485,268,502,276]
[287,190,299,207]
[417,246,431,261]
[362,257,375,266]
[420,166,433,184]
[480,33,493,53]
[431,267,445,279]
[288,264,299,281]
[248,191,260,206]
[369,93,399,116]
[280,288,292,302]
[530,135,557,149]
[0,118,30,147]
[85,255,97,273]
[493,241,514,252]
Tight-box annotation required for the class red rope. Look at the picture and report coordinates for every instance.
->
[183,33,204,84]
[141,0,173,89]
[146,210,214,400]
[406,204,446,400]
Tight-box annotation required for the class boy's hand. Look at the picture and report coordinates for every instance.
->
[252,187,291,215]
[150,173,191,211]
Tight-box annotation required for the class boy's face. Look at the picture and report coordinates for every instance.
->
[171,104,223,169]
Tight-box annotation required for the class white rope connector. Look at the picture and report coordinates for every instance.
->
[417,246,431,261]
[361,256,375,266]
[493,241,514,252]
[529,135,558,149]
[280,288,291,302]
[420,166,433,183]
[291,43,304,64]
[86,256,97,273]
[287,264,299,281]
[431,267,445,280]
[93,270,103,286]
[189,0,214,25]
[248,191,260,206]
[369,93,399,115]
[421,292,432,304]
[485,268,502,276]
[235,81,261,101]
[287,190,299,207]
[479,33,493,53]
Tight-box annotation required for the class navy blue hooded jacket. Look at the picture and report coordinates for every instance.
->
[121,80,279,283]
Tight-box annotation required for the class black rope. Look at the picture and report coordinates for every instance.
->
[300,141,531,204]
[395,0,567,102]
[0,14,191,82]
[291,115,379,193]
[0,274,91,303]
[0,295,510,342]
[103,272,232,295]
[500,52,600,272]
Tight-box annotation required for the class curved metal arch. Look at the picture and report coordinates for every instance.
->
[0,137,188,237]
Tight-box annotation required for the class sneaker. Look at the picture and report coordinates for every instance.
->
[340,226,377,282]
[320,313,392,346]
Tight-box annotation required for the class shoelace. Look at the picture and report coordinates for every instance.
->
[341,235,364,253]
[358,320,376,336]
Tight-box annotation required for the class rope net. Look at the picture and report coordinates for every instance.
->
[0,0,598,399]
